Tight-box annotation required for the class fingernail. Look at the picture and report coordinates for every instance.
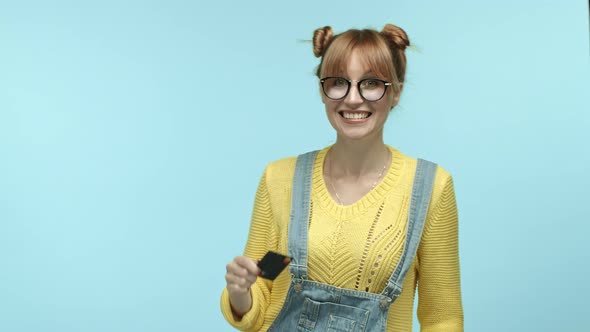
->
[257,270,263,277]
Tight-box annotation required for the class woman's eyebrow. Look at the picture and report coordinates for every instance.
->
[330,72,380,79]
[361,71,378,77]
[335,72,378,78]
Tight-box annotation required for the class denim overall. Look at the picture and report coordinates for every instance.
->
[267,151,437,332]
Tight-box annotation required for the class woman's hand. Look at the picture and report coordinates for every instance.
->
[225,256,260,317]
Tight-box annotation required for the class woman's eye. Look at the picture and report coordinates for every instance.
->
[362,80,380,89]
[335,78,348,86]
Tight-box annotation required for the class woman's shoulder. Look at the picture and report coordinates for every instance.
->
[262,148,328,186]
[388,145,454,185]
[264,155,297,182]
[388,147,456,222]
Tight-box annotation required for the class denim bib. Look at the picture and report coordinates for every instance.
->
[267,151,437,332]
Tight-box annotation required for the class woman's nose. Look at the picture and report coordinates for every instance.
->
[344,84,364,105]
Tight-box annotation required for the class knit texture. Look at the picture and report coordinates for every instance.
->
[220,146,463,331]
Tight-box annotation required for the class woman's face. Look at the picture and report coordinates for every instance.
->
[321,50,399,142]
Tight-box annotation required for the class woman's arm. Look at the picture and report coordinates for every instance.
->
[220,166,278,331]
[417,169,464,332]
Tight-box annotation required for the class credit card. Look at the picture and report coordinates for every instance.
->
[257,251,292,280]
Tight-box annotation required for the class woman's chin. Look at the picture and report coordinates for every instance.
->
[335,128,376,141]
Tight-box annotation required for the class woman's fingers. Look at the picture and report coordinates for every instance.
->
[225,256,260,294]
[225,275,250,294]
[233,256,260,275]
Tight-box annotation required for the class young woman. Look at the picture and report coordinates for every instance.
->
[221,24,463,332]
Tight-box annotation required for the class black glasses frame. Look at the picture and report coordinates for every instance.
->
[319,76,394,102]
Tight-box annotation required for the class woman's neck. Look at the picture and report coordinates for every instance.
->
[328,134,390,178]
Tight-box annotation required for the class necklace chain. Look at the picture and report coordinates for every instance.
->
[328,149,390,205]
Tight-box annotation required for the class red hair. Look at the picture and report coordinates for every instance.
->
[313,24,410,94]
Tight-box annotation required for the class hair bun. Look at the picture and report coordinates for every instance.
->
[380,24,410,51]
[312,26,334,57]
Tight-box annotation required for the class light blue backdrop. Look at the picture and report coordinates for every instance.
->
[1,0,588,331]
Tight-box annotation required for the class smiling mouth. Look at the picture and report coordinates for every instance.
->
[339,111,372,120]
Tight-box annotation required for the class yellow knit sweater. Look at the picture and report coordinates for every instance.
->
[220,146,463,331]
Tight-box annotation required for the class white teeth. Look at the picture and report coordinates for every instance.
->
[342,112,369,119]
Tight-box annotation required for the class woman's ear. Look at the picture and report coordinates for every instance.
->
[390,83,403,109]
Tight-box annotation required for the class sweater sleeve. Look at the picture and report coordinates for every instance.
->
[220,166,278,331]
[416,170,464,332]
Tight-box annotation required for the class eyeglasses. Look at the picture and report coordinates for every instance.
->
[320,77,393,102]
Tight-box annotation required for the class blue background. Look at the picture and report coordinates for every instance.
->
[1,0,589,331]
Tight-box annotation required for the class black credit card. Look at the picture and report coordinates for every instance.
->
[257,251,291,280]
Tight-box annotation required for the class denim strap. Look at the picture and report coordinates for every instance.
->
[287,150,318,280]
[381,159,437,299]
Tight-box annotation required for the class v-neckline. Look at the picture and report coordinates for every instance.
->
[311,145,405,221]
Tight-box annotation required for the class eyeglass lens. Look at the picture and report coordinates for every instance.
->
[322,77,386,101]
